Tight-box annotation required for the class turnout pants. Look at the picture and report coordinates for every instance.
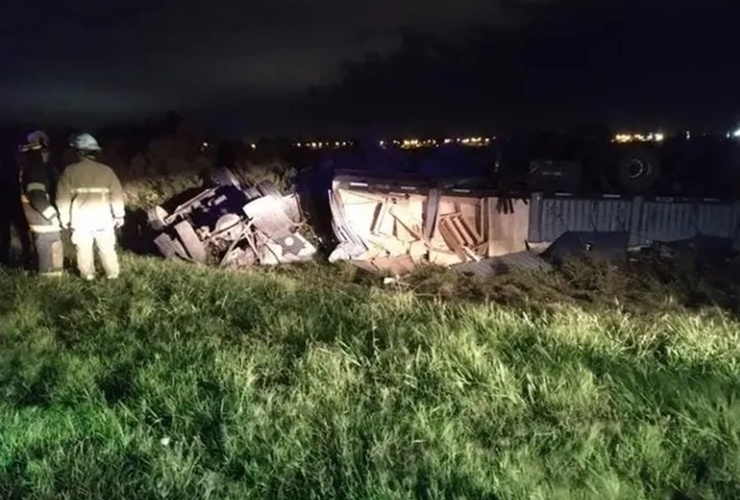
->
[70,227,120,279]
[32,230,64,277]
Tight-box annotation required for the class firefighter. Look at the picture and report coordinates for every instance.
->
[0,138,33,268]
[56,133,125,280]
[17,130,64,276]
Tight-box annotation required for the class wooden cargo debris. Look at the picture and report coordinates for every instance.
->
[329,182,532,275]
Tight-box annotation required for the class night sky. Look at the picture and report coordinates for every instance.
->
[1,0,737,135]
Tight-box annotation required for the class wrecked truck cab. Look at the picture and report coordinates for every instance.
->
[146,167,317,269]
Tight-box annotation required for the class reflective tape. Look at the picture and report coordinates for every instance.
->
[27,182,47,192]
[72,187,110,194]
[29,224,61,233]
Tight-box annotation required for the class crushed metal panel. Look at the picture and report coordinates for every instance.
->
[259,233,317,265]
[243,196,296,239]
[528,193,633,244]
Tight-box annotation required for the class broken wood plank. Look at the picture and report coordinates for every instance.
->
[439,218,468,262]
[339,190,387,204]
[451,216,477,246]
[460,215,483,244]
[462,246,482,262]
[389,207,426,242]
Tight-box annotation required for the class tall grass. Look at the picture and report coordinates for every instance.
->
[0,255,739,499]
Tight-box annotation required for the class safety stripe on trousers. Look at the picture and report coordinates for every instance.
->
[29,225,62,233]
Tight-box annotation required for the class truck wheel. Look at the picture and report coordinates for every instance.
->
[210,167,241,188]
[617,148,661,193]
[173,220,208,264]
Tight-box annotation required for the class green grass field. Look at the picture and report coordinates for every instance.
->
[1,254,739,499]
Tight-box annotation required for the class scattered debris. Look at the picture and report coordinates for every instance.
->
[145,168,316,269]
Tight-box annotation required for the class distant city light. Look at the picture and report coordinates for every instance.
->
[613,132,666,144]
[733,129,740,138]
[288,136,495,149]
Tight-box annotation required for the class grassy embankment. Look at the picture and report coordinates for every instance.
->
[1,252,739,499]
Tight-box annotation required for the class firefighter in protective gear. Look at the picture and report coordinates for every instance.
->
[56,133,125,280]
[18,130,64,276]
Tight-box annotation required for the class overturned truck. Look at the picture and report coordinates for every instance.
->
[145,168,316,268]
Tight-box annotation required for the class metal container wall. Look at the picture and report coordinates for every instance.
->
[529,193,740,248]
[632,199,740,246]
[528,193,634,243]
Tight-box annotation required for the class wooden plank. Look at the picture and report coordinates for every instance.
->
[439,219,468,261]
[340,190,386,205]
[389,207,426,242]
[388,204,417,242]
[438,211,462,219]
[370,200,386,234]
[456,216,482,245]
[462,246,482,262]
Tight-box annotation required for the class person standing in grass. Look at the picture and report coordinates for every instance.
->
[56,133,126,280]
[17,130,64,276]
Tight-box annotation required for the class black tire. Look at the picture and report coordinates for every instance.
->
[153,233,186,259]
[616,147,661,193]
[173,220,208,264]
